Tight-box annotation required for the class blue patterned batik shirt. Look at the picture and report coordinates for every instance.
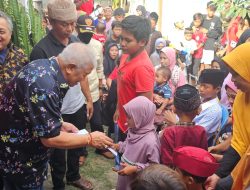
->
[0,57,69,188]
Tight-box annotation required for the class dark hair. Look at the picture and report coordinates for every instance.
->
[112,20,122,30]
[131,164,187,190]
[96,22,106,33]
[207,1,217,11]
[149,12,159,23]
[136,5,147,17]
[184,27,193,35]
[121,15,151,43]
[113,8,125,16]
[193,13,204,23]
[180,168,207,184]
[157,66,171,81]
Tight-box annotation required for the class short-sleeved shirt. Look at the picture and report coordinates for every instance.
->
[160,125,208,166]
[117,50,155,132]
[0,58,69,188]
[0,43,28,94]
[30,31,78,61]
[193,98,222,142]
[192,28,207,59]
[154,83,172,99]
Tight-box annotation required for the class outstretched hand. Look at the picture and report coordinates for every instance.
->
[113,162,137,176]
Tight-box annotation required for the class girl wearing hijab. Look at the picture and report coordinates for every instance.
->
[113,96,160,190]
[150,38,166,67]
[221,28,250,108]
[206,42,250,190]
[135,5,149,18]
[158,47,186,94]
[103,43,119,77]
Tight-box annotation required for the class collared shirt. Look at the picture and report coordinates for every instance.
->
[193,98,222,140]
[154,83,172,99]
[29,31,83,115]
[30,31,78,61]
[0,58,69,188]
[0,43,28,94]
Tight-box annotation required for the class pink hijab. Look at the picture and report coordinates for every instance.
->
[160,47,176,70]
[160,47,186,94]
[123,96,156,143]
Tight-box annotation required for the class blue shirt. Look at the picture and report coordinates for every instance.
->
[0,58,68,188]
[154,83,172,99]
[193,98,222,141]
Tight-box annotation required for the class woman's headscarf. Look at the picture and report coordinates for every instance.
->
[222,42,250,157]
[160,47,176,70]
[236,28,250,47]
[136,5,147,18]
[225,75,237,93]
[212,56,229,79]
[155,38,167,52]
[123,96,156,143]
[103,43,118,77]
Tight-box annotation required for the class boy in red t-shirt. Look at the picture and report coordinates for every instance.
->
[113,15,155,140]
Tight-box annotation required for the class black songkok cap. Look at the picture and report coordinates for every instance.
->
[199,69,225,87]
[174,84,201,112]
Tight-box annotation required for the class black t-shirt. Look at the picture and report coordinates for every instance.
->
[30,31,79,61]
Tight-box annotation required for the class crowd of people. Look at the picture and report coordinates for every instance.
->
[0,0,250,190]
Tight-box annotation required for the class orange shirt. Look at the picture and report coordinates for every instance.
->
[117,50,155,132]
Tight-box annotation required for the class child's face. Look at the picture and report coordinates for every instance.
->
[126,113,135,128]
[230,67,250,93]
[226,87,237,107]
[211,62,220,70]
[109,46,119,60]
[113,26,122,38]
[193,19,202,28]
[207,8,215,18]
[150,18,156,29]
[199,83,219,99]
[115,15,125,22]
[160,52,170,67]
[121,29,145,56]
[184,33,193,41]
[155,70,167,85]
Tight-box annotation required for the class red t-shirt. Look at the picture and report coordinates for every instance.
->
[92,33,107,45]
[108,67,118,80]
[160,125,208,166]
[192,28,207,59]
[117,50,155,132]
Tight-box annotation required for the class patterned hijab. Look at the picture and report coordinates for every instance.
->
[123,96,156,143]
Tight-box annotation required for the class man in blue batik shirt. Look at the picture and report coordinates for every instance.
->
[0,43,113,190]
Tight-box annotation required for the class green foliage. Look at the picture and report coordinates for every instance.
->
[0,0,45,56]
[213,0,250,18]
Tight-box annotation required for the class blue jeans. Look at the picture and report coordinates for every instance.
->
[3,177,44,190]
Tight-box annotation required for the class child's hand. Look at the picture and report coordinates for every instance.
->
[112,143,120,151]
[117,163,137,176]
[156,108,163,115]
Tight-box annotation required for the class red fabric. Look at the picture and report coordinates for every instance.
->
[173,146,219,177]
[117,50,155,132]
[79,0,94,15]
[108,67,118,80]
[192,28,207,59]
[160,125,208,166]
[92,34,107,45]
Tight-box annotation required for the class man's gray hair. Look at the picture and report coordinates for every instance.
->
[59,42,97,69]
[0,11,13,32]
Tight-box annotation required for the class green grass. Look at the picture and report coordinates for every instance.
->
[44,147,117,190]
